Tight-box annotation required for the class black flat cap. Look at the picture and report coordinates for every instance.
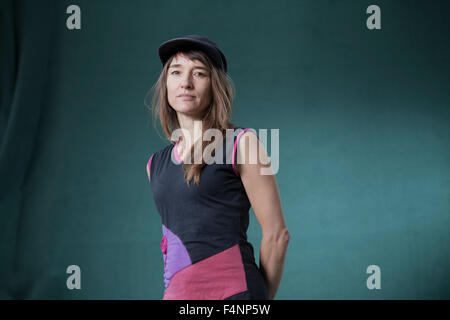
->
[158,35,228,73]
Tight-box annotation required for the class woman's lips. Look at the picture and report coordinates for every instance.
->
[179,95,195,100]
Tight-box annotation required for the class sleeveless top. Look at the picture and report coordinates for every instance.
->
[146,127,269,300]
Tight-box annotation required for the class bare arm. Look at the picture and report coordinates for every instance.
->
[236,131,290,300]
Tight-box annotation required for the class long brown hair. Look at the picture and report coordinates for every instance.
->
[145,50,236,187]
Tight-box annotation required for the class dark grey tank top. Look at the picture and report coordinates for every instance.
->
[147,126,268,300]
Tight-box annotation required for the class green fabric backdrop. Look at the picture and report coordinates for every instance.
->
[1,0,449,299]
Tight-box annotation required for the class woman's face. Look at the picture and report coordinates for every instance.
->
[166,53,212,118]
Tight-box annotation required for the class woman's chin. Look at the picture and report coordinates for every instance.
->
[174,105,207,117]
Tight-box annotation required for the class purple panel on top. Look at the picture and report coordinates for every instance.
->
[161,224,192,288]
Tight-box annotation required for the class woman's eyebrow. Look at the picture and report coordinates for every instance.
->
[168,64,209,71]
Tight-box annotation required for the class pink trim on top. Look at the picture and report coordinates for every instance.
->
[147,154,154,174]
[232,128,250,176]
[173,139,182,163]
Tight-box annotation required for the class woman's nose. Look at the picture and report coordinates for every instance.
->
[180,74,193,88]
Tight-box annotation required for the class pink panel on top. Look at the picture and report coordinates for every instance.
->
[232,128,249,176]
[163,244,248,300]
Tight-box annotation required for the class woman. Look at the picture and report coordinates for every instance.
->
[145,35,289,300]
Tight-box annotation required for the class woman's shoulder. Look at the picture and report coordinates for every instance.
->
[227,126,258,138]
[229,126,259,145]
[146,142,175,171]
[232,125,257,133]
[154,142,175,157]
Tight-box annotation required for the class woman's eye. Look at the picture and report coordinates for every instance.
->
[170,70,206,77]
